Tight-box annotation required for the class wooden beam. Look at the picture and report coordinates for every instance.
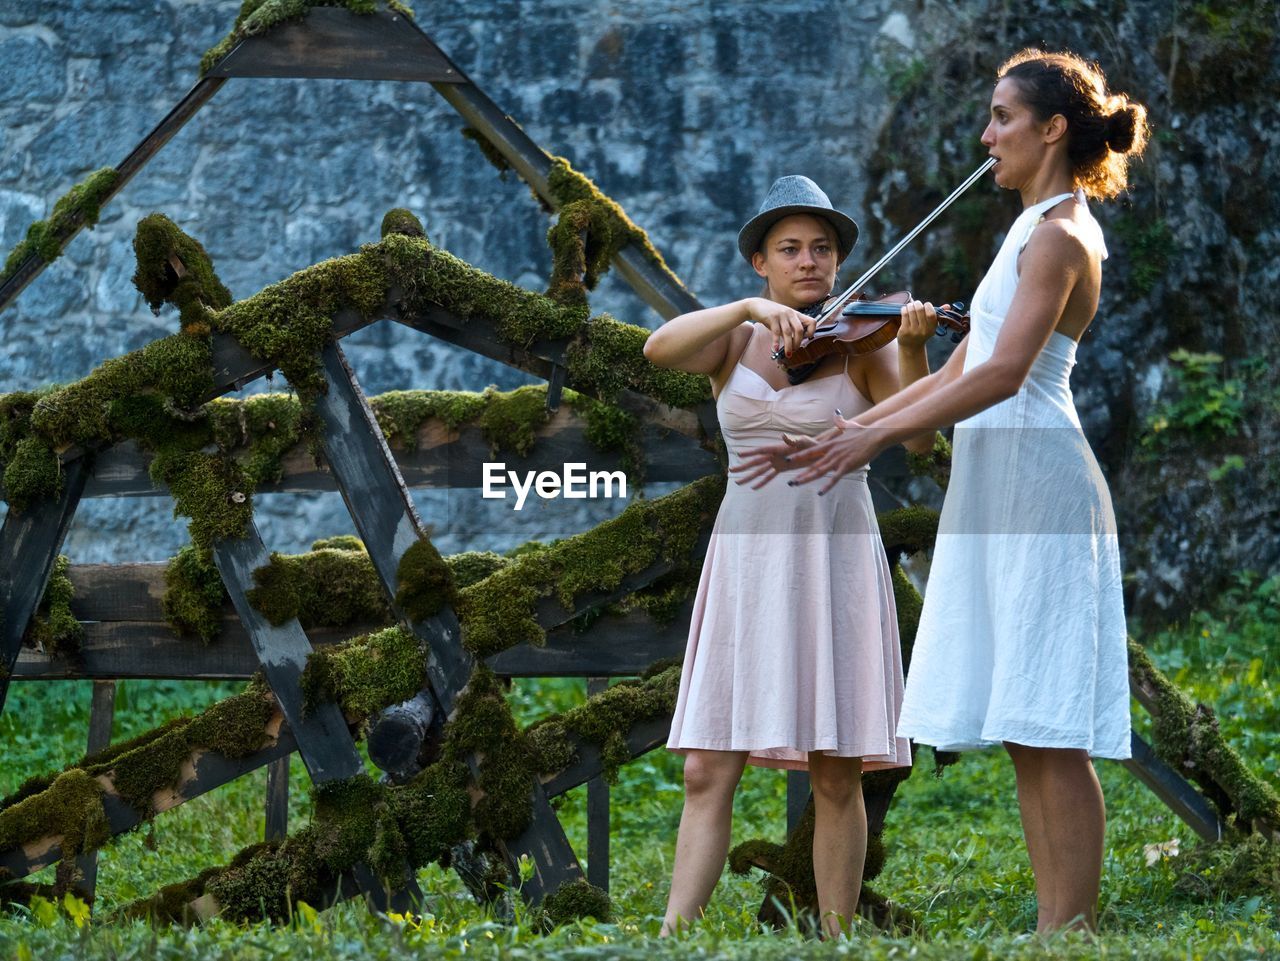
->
[206,7,464,83]
[1121,733,1226,842]
[0,456,90,711]
[73,681,116,903]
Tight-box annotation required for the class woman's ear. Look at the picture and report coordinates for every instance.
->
[750,250,768,279]
[1043,113,1068,145]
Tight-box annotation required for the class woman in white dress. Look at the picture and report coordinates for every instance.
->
[734,49,1149,932]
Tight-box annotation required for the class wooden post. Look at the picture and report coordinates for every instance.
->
[786,771,810,833]
[73,680,116,903]
[264,757,290,842]
[586,678,610,892]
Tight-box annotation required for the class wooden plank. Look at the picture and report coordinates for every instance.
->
[0,79,224,313]
[585,678,610,892]
[786,772,810,834]
[541,715,672,798]
[0,711,299,882]
[264,757,290,842]
[77,416,717,498]
[1121,732,1225,842]
[72,681,117,902]
[314,342,472,714]
[211,525,365,784]
[494,784,584,904]
[0,457,90,711]
[206,8,464,83]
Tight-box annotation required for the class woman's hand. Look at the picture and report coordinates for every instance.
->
[744,297,817,358]
[732,415,883,494]
[896,299,937,351]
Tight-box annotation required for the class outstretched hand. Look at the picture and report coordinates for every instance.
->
[729,414,875,493]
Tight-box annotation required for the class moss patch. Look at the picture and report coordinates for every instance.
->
[905,431,952,491]
[247,546,388,628]
[395,538,458,623]
[566,313,711,410]
[456,474,723,657]
[380,207,424,239]
[460,126,512,176]
[0,769,110,866]
[545,200,613,307]
[537,878,613,928]
[0,167,118,286]
[163,546,227,642]
[132,213,233,335]
[876,505,941,567]
[1175,832,1280,900]
[300,627,426,719]
[26,555,84,663]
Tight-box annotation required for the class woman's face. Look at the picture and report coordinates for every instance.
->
[751,214,839,308]
[981,77,1055,191]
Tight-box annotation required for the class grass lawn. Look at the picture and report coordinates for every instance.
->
[1,576,1277,960]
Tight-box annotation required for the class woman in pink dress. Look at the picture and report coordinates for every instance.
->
[643,176,934,937]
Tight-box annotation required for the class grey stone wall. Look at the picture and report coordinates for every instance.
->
[1,0,1277,620]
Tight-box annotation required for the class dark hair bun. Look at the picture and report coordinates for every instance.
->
[1106,103,1142,154]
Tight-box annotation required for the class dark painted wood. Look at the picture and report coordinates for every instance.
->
[0,79,224,313]
[786,772,810,834]
[367,691,434,777]
[1121,733,1225,842]
[264,757,290,842]
[73,681,117,902]
[0,457,90,711]
[76,416,716,498]
[495,784,585,904]
[540,715,672,798]
[206,8,463,83]
[585,678,610,892]
[212,525,365,784]
[314,342,472,714]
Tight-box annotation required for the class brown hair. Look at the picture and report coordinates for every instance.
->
[998,48,1149,200]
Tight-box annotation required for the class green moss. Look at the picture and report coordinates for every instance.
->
[545,200,614,306]
[566,313,711,409]
[247,546,388,628]
[876,506,940,566]
[890,564,923,670]
[131,214,233,335]
[457,475,723,657]
[206,841,294,922]
[380,207,424,239]
[206,392,306,489]
[1129,637,1280,828]
[387,759,471,866]
[163,546,227,642]
[0,769,110,859]
[378,233,585,349]
[396,538,458,622]
[460,127,512,177]
[2,436,63,512]
[300,627,426,719]
[538,878,613,927]
[564,388,645,481]
[149,448,254,552]
[27,555,84,662]
[445,551,509,590]
[904,431,952,491]
[0,167,118,286]
[546,155,684,294]
[199,0,412,77]
[476,384,550,457]
[312,534,364,552]
[369,389,487,449]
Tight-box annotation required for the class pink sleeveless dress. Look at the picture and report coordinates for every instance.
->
[667,326,911,772]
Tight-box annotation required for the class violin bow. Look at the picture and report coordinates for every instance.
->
[815,157,998,328]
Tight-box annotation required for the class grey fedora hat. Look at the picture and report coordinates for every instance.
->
[737,175,858,264]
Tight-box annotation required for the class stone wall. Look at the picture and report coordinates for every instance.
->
[1,0,1276,620]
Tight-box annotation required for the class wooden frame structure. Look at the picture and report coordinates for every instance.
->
[0,1,1243,925]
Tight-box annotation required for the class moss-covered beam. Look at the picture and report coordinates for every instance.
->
[456,474,724,657]
[1128,637,1280,835]
[0,168,119,288]
[198,0,415,77]
[905,431,952,491]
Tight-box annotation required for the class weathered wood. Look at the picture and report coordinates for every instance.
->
[1121,732,1225,842]
[0,79,225,313]
[264,757,290,842]
[585,678,610,892]
[0,708,298,882]
[315,342,472,713]
[540,715,672,798]
[206,7,463,83]
[367,691,436,778]
[786,771,810,834]
[0,457,90,711]
[495,784,585,903]
[211,525,365,784]
[75,415,717,498]
[73,680,117,902]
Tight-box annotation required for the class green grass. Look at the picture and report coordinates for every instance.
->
[1,586,1278,960]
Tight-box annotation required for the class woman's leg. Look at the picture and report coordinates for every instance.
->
[661,749,749,936]
[1006,742,1105,932]
[807,752,866,939]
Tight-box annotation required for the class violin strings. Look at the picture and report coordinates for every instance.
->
[818,157,997,325]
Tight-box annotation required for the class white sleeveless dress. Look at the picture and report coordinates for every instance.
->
[667,326,912,772]
[896,192,1132,760]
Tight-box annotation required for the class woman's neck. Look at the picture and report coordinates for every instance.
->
[1019,158,1075,209]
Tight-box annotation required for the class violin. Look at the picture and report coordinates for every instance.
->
[772,292,970,371]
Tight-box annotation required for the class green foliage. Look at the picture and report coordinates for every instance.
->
[476,385,551,457]
[2,436,62,512]
[0,167,118,285]
[545,200,614,306]
[1143,350,1247,453]
[369,389,487,448]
